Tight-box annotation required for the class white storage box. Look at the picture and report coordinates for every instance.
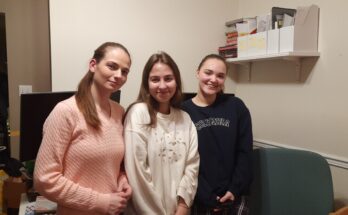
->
[237,35,249,58]
[248,32,267,56]
[279,26,294,52]
[267,29,279,54]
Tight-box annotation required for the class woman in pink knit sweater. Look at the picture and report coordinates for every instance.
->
[34,42,132,215]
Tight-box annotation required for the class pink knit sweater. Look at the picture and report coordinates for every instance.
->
[34,96,125,215]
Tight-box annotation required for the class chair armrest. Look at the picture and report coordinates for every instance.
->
[330,206,348,215]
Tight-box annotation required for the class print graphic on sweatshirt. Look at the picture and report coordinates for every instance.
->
[156,130,186,163]
[194,117,230,131]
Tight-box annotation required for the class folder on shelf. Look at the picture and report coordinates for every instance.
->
[271,7,296,29]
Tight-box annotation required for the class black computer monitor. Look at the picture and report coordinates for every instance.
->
[182,92,196,100]
[182,92,235,101]
[19,90,120,162]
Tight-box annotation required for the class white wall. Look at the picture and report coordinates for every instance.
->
[49,0,348,207]
[233,0,348,206]
[50,0,237,107]
[1,0,50,159]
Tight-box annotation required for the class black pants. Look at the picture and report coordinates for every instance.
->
[191,196,249,215]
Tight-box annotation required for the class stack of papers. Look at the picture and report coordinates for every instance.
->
[34,196,57,214]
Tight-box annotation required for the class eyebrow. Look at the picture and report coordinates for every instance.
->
[108,61,130,70]
[149,74,174,77]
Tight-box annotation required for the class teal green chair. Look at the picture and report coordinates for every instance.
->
[250,148,334,215]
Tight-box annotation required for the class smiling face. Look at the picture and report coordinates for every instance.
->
[90,47,131,94]
[148,62,177,113]
[197,58,227,96]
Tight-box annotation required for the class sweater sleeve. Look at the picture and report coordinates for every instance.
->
[124,106,166,214]
[177,120,200,207]
[34,102,110,214]
[195,177,219,207]
[228,102,253,197]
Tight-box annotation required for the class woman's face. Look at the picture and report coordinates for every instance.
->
[197,58,226,96]
[148,62,177,109]
[90,47,131,93]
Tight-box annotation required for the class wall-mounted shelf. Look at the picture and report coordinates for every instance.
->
[226,51,320,81]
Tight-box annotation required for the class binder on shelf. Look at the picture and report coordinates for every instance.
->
[225,17,252,27]
[271,7,296,29]
[256,14,272,32]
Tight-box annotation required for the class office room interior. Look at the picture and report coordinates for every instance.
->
[1,0,347,210]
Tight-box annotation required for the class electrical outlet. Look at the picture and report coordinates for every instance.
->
[19,85,32,96]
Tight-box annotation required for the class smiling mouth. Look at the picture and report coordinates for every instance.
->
[157,91,171,97]
[158,93,168,96]
[109,81,118,85]
[207,84,218,89]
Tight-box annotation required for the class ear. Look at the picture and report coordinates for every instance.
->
[196,70,200,79]
[89,59,97,73]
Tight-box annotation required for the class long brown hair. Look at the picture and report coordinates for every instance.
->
[75,42,131,130]
[125,51,182,127]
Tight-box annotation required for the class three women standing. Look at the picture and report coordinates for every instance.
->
[34,43,250,215]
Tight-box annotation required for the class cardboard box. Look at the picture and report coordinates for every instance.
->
[3,178,27,209]
[279,4,319,52]
[248,32,267,56]
[267,29,279,54]
[0,170,9,214]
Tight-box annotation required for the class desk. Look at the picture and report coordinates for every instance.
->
[19,193,57,215]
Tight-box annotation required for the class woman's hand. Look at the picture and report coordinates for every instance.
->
[107,192,127,215]
[175,197,189,215]
[213,191,235,212]
[117,174,132,200]
[219,191,235,203]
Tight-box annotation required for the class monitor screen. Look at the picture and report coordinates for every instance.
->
[182,92,235,101]
[19,91,75,162]
[19,90,121,162]
[182,92,196,101]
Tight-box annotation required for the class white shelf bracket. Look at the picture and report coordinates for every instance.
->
[294,58,302,81]
[246,62,252,81]
[283,57,302,81]
[237,62,252,81]
[228,53,320,82]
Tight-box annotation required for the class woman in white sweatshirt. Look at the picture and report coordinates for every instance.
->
[124,51,200,215]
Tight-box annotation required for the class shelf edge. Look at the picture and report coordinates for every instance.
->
[226,51,320,63]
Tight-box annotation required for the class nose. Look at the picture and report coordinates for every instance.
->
[210,75,218,83]
[159,80,166,89]
[113,68,122,78]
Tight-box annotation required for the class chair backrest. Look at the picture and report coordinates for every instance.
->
[250,148,334,215]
